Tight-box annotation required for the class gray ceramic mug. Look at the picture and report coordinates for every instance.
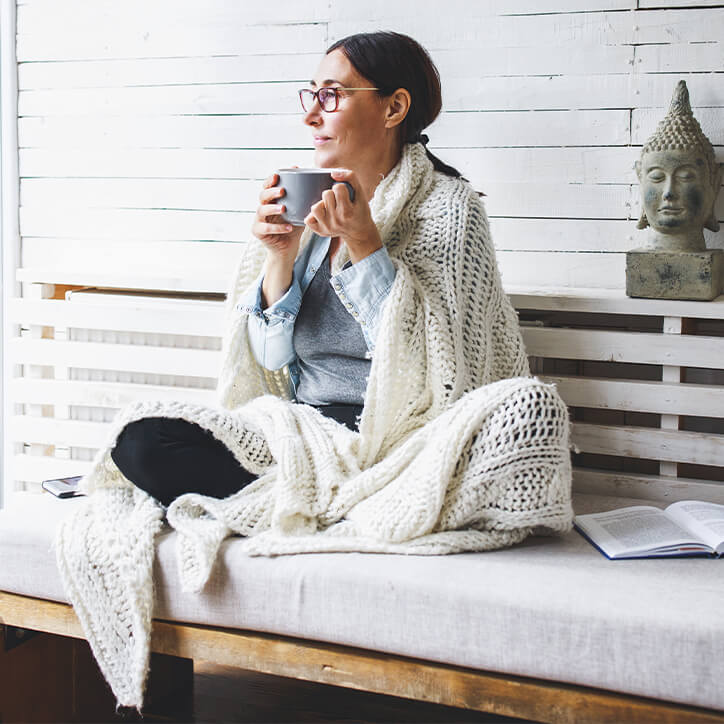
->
[276,168,355,226]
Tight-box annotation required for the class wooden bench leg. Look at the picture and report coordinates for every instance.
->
[0,624,193,723]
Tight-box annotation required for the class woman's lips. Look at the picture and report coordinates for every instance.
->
[313,136,331,146]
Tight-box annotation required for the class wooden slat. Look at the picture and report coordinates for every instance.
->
[546,375,724,418]
[17,266,230,294]
[572,468,724,505]
[509,289,724,320]
[16,23,327,62]
[572,423,724,467]
[522,327,724,369]
[20,177,634,228]
[12,454,92,482]
[10,415,109,447]
[10,338,221,377]
[1,592,723,724]
[498,252,625,290]
[9,297,224,336]
[10,378,215,407]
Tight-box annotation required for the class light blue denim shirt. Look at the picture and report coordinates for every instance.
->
[236,233,396,393]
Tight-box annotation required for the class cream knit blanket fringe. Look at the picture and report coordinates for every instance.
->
[54,143,574,712]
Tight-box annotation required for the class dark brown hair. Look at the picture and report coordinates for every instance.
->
[326,31,463,179]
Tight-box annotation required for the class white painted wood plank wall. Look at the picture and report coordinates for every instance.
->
[14,0,724,289]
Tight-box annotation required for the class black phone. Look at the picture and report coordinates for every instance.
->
[41,475,84,498]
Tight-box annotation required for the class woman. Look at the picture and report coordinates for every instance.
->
[110,30,531,506]
[57,32,573,711]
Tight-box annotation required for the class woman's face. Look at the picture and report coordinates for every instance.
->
[304,49,391,170]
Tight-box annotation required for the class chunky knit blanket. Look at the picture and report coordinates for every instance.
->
[54,143,573,711]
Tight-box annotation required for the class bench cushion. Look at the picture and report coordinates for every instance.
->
[1,491,722,711]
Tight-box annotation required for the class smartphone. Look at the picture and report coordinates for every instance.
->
[41,475,84,498]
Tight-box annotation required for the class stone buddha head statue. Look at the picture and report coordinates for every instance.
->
[635,80,722,252]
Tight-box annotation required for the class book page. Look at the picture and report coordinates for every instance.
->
[575,506,709,557]
[666,501,724,555]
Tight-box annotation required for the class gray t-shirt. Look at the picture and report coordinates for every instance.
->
[292,252,371,406]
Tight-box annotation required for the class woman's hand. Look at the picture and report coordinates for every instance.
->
[252,173,304,261]
[304,169,382,264]
[253,173,304,309]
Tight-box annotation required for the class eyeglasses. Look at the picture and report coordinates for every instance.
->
[299,86,380,113]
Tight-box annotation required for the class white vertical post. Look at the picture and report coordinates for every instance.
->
[1,0,19,508]
[660,316,683,478]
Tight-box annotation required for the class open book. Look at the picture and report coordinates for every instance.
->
[574,501,724,559]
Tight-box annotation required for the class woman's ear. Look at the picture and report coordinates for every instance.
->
[384,88,411,129]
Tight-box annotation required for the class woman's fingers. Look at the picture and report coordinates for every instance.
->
[258,203,285,220]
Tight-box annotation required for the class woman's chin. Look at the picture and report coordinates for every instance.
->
[313,149,339,169]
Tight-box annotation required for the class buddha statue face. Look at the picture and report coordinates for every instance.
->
[636,149,718,251]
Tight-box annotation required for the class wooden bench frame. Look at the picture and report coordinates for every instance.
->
[2,590,723,724]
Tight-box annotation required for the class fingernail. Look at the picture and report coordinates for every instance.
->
[285,225,293,231]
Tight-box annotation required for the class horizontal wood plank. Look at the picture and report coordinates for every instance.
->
[9,297,224,336]
[10,338,222,377]
[10,415,110,447]
[572,422,724,467]
[11,454,92,482]
[522,326,724,368]
[10,377,216,407]
[548,375,724,417]
[573,468,724,504]
[509,288,724,319]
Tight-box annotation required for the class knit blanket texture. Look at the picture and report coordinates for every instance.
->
[54,143,574,711]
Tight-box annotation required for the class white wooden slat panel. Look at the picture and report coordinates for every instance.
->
[497,251,625,289]
[9,298,224,336]
[446,73,724,112]
[491,219,634,252]
[639,0,722,7]
[18,223,633,267]
[573,468,724,504]
[633,108,724,146]
[572,422,724,467]
[11,415,110,447]
[509,288,724,319]
[546,375,724,417]
[20,207,255,243]
[18,84,303,117]
[328,0,635,19]
[429,110,630,147]
[11,338,221,377]
[17,23,327,62]
[18,110,631,160]
[18,46,634,93]
[20,239,241,280]
[432,45,633,78]
[11,378,216,407]
[19,147,315,179]
[329,9,724,48]
[18,0,331,29]
[12,454,93,482]
[20,183,633,228]
[17,144,637,186]
[635,43,724,74]
[18,54,319,90]
[523,326,724,368]
[20,73,722,117]
[21,178,261,212]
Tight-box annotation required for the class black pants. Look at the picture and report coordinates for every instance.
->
[110,404,362,507]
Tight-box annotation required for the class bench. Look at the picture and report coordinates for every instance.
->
[2,270,723,723]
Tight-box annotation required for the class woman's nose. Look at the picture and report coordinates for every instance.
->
[303,101,322,127]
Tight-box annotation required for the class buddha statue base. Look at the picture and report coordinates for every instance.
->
[626,248,723,301]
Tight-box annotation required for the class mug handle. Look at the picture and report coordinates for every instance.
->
[333,181,355,203]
